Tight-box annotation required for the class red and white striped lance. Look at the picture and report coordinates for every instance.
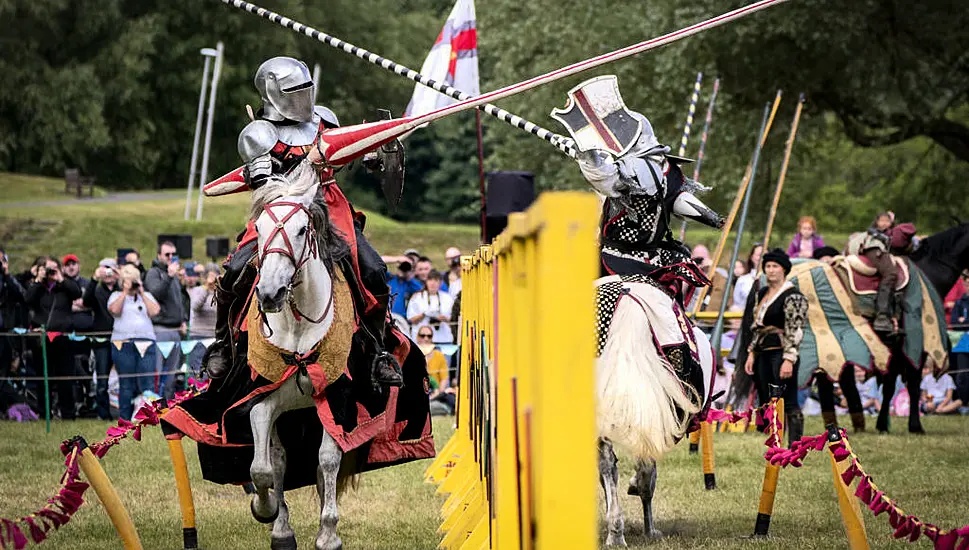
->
[306,0,793,168]
[220,0,578,158]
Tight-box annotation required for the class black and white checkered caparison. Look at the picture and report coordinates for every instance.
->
[595,274,671,357]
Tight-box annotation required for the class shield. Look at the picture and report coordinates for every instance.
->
[550,75,643,157]
[361,109,406,212]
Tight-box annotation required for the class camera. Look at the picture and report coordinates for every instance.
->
[399,260,413,273]
[449,256,461,268]
[130,280,141,290]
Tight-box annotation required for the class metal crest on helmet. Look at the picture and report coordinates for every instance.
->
[550,75,643,157]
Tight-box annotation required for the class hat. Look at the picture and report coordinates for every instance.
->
[98,258,118,270]
[183,261,199,273]
[812,246,839,261]
[762,248,792,275]
[62,254,79,265]
[445,247,462,260]
[403,248,421,257]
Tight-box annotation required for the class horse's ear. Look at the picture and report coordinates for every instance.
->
[951,215,964,226]
[300,183,320,207]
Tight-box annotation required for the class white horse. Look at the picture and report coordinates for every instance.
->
[247,163,355,550]
[595,277,715,547]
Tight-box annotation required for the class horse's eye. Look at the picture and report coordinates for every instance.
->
[298,227,307,237]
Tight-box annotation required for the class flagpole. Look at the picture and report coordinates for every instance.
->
[676,72,703,240]
[761,93,805,256]
[680,76,720,241]
[476,110,487,242]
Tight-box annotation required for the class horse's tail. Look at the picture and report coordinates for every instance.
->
[597,285,700,461]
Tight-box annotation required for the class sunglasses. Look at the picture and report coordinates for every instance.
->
[417,333,433,339]
[162,252,174,257]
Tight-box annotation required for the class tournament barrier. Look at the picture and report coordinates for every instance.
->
[423,192,601,549]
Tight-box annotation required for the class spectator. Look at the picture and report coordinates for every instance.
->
[414,256,434,285]
[16,257,47,293]
[188,263,219,375]
[733,260,747,279]
[403,248,421,266]
[690,245,727,324]
[417,327,455,415]
[787,216,825,259]
[920,363,963,415]
[442,247,463,297]
[124,250,147,280]
[0,247,25,389]
[407,271,454,343]
[24,257,81,420]
[109,264,160,421]
[732,243,763,310]
[84,259,120,420]
[855,366,881,414]
[63,254,93,414]
[384,257,423,332]
[951,278,969,326]
[812,246,840,265]
[945,270,968,320]
[144,242,185,398]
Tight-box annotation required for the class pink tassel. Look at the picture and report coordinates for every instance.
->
[893,516,914,539]
[889,508,903,529]
[910,521,923,542]
[841,462,860,485]
[934,531,959,550]
[855,476,873,503]
[23,517,46,544]
[957,535,969,550]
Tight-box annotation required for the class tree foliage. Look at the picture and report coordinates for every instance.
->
[1,0,966,234]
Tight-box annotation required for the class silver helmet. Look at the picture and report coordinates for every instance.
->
[254,57,315,123]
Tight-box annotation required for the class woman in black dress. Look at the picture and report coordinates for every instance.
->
[743,249,808,447]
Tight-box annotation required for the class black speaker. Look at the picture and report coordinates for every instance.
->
[206,237,230,259]
[116,248,137,265]
[484,171,536,241]
[157,234,193,259]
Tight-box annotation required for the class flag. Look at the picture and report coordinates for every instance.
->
[404,0,479,118]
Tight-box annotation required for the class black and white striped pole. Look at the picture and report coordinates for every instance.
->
[219,0,578,158]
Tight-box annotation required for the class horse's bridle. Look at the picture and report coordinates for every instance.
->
[258,201,332,324]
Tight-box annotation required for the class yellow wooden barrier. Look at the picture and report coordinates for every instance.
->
[426,192,599,549]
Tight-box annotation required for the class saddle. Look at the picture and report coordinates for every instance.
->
[837,255,910,295]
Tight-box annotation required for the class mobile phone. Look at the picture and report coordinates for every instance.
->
[171,255,179,263]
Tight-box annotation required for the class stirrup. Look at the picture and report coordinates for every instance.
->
[372,351,403,389]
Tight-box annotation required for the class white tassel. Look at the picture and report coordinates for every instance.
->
[597,287,700,461]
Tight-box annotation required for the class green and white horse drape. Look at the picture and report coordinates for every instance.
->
[786,258,949,388]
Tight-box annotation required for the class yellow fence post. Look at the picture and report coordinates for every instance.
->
[164,434,199,549]
[753,385,785,537]
[434,192,598,550]
[700,422,717,490]
[826,426,870,550]
[73,437,143,549]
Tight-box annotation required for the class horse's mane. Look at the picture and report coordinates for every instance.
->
[912,222,969,261]
[249,161,351,271]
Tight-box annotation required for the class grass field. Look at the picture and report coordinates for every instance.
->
[0,172,480,272]
[1,415,966,549]
[0,173,108,204]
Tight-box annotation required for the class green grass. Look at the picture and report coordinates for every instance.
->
[0,172,107,203]
[1,415,966,549]
[0,180,480,273]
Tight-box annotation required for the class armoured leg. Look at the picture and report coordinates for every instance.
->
[203,241,257,381]
[352,227,402,389]
[866,249,897,334]
[598,439,626,547]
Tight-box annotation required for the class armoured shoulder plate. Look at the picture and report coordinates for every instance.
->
[314,105,340,128]
[237,120,279,162]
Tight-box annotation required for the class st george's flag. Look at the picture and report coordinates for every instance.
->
[404,0,480,117]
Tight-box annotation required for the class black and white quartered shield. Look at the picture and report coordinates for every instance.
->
[550,75,643,157]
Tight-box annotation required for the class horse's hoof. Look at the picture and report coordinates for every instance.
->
[626,484,640,496]
[315,536,342,550]
[271,534,298,550]
[647,529,664,539]
[251,496,279,524]
[909,427,926,435]
[604,534,627,547]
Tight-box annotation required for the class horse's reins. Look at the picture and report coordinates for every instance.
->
[258,201,334,325]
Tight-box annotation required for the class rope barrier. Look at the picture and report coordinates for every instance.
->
[0,380,206,550]
[0,369,187,382]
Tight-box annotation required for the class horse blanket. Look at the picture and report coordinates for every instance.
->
[161,270,435,490]
[786,257,948,388]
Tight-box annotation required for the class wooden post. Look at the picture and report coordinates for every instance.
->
[826,425,869,550]
[688,429,700,454]
[700,421,717,490]
[761,93,806,255]
[74,438,143,549]
[165,435,199,549]
[753,385,785,537]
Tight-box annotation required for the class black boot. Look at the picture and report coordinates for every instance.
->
[200,283,235,381]
[872,279,895,334]
[366,293,403,389]
[786,410,804,448]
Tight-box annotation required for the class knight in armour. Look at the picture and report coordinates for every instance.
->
[202,56,402,388]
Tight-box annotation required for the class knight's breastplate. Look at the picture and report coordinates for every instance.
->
[270,118,325,175]
[601,194,668,252]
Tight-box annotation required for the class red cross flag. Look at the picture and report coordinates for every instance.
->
[405,0,479,117]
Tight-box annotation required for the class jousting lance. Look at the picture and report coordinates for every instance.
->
[219,0,579,158]
[210,0,791,186]
[308,0,793,167]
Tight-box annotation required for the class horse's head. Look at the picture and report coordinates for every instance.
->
[254,183,320,313]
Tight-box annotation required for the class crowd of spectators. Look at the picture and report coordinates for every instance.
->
[0,243,221,422]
